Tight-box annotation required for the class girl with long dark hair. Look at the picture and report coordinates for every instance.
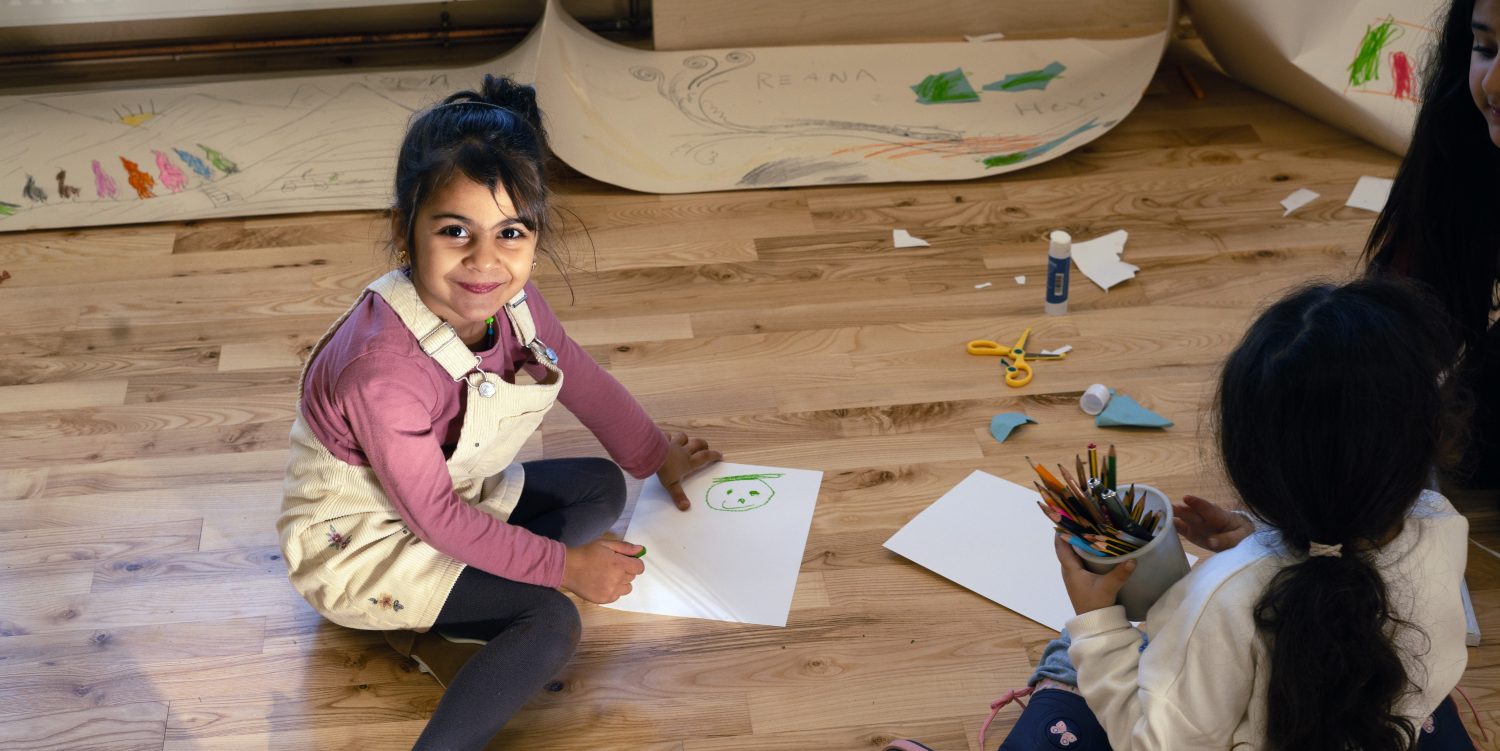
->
[1366,0,1500,495]
[890,279,1475,750]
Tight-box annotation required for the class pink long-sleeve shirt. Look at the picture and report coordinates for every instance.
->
[299,281,668,588]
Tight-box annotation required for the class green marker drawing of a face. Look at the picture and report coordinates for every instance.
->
[705,473,784,512]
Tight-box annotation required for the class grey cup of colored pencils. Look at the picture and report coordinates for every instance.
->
[1028,447,1191,621]
[1080,484,1188,620]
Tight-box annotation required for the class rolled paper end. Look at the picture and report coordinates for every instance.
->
[1080,383,1111,415]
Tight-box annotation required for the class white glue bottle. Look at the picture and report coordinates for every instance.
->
[1045,230,1072,316]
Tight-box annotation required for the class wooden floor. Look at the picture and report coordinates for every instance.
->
[5,40,1500,751]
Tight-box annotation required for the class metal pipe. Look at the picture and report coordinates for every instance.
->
[0,18,644,66]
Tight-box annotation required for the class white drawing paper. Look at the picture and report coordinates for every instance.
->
[1345,175,1394,212]
[1279,187,1320,216]
[884,470,1078,631]
[0,0,1170,231]
[1188,0,1442,154]
[603,462,823,627]
[1070,229,1139,291]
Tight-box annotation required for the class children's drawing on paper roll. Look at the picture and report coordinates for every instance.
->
[0,0,1170,230]
[551,0,1168,192]
[706,473,784,512]
[1187,0,1442,153]
[1346,16,1426,103]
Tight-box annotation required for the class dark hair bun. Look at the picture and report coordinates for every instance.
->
[435,74,548,157]
[478,74,544,138]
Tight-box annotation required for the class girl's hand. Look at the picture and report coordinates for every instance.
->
[1172,494,1253,553]
[656,431,723,511]
[561,539,646,604]
[1054,534,1136,615]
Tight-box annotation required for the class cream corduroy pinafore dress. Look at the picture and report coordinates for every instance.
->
[278,270,563,631]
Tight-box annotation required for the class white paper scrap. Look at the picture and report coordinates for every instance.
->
[1041,345,1072,356]
[604,462,823,627]
[975,281,993,289]
[893,229,931,248]
[1071,229,1139,291]
[1345,176,1394,213]
[1014,275,1027,285]
[885,471,1077,630]
[1279,188,1319,216]
[965,31,1007,42]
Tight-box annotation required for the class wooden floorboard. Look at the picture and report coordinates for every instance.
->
[4,40,1499,751]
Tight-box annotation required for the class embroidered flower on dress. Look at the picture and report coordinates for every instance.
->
[326,525,350,550]
[369,594,404,612]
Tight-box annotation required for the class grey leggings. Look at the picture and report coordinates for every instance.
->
[411,457,627,751]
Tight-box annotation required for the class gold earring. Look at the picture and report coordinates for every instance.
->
[396,249,410,266]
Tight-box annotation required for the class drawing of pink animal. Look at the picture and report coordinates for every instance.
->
[92,160,118,199]
[153,150,188,193]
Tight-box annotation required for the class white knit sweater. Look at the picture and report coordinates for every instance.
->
[1067,490,1469,749]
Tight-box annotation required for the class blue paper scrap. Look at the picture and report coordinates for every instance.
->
[1095,390,1172,428]
[989,412,1037,443]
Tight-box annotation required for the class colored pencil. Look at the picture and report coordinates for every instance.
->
[1061,532,1109,557]
[1035,481,1097,531]
[1027,457,1069,496]
[1177,63,1206,100]
[1040,503,1094,538]
[1028,443,1157,559]
[1107,444,1117,491]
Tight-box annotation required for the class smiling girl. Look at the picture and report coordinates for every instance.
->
[276,75,720,750]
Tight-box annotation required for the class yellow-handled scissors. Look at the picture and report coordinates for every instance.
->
[966,327,1066,387]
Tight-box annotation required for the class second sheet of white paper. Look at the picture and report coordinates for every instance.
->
[884,470,1079,631]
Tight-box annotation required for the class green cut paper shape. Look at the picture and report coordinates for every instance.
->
[983,61,1066,92]
[705,473,784,512]
[911,68,981,104]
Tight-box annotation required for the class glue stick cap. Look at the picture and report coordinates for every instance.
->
[1048,230,1072,256]
[1080,383,1111,415]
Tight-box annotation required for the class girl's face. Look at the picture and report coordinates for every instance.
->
[1472,0,1500,146]
[404,177,538,344]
